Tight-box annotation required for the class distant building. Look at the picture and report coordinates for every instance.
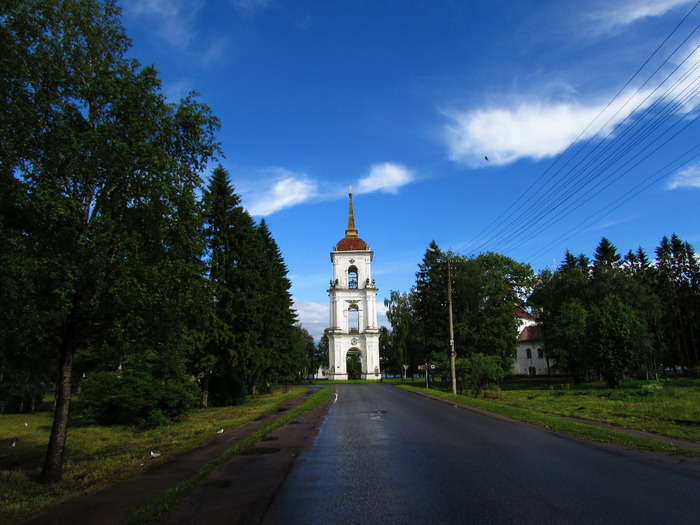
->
[513,310,548,376]
[326,192,381,380]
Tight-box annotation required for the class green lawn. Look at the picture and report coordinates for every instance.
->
[495,378,700,442]
[0,386,305,524]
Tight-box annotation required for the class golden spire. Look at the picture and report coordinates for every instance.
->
[345,188,358,238]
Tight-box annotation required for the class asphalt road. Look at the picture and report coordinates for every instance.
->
[261,383,700,525]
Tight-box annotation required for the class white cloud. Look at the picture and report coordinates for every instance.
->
[355,163,415,194]
[237,161,415,216]
[292,299,389,344]
[244,169,318,216]
[292,299,328,342]
[667,164,700,189]
[240,162,414,216]
[588,0,694,30]
[443,86,663,167]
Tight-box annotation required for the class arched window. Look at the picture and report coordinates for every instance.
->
[348,266,358,289]
[348,304,359,333]
[526,348,532,359]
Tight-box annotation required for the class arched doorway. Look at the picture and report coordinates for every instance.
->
[346,348,362,379]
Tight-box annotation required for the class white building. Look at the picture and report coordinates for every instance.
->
[513,310,548,377]
[326,192,381,380]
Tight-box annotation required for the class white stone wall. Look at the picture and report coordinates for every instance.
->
[513,341,548,376]
[327,248,380,380]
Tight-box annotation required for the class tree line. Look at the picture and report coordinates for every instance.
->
[0,0,311,483]
[530,235,700,387]
[383,235,700,393]
[382,242,533,393]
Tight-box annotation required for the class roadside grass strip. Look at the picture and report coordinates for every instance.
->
[0,387,304,524]
[398,385,699,457]
[121,387,334,525]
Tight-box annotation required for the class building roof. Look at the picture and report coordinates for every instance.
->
[515,308,534,320]
[519,325,542,341]
[335,192,369,251]
[336,237,368,251]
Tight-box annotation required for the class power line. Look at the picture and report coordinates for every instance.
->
[455,1,700,262]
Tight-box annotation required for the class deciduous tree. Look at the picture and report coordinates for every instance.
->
[2,0,220,483]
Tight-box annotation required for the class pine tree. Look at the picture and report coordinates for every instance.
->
[198,165,241,407]
[258,219,296,386]
[415,241,448,360]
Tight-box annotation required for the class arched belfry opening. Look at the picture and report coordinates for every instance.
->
[348,304,359,333]
[348,266,358,289]
[327,191,380,380]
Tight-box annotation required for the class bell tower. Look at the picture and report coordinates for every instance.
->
[327,191,380,380]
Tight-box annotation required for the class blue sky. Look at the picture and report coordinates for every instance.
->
[118,0,700,341]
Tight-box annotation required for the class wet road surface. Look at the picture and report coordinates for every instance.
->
[261,383,700,525]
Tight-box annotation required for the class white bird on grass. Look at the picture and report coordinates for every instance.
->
[217,429,224,434]
[11,442,16,447]
[24,423,28,427]
[150,451,161,458]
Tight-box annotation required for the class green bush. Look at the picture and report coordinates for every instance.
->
[80,370,199,425]
[688,366,700,379]
[455,353,505,397]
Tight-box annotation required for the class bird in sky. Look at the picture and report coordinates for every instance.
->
[484,156,489,161]
[150,451,161,458]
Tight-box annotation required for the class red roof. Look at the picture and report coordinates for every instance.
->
[519,326,542,341]
[515,308,533,320]
[336,237,368,251]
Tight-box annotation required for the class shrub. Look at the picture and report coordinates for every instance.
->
[456,353,505,397]
[638,382,663,396]
[80,370,199,425]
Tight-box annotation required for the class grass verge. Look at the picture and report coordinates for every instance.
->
[398,385,699,457]
[121,387,334,525]
[0,387,305,524]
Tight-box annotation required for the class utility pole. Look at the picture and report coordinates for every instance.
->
[447,258,456,395]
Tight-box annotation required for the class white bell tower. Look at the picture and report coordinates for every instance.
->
[327,191,380,380]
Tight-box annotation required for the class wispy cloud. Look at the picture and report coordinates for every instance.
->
[244,169,318,216]
[229,0,277,15]
[355,163,415,194]
[587,0,695,31]
[122,0,204,47]
[667,164,700,189]
[292,14,313,30]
